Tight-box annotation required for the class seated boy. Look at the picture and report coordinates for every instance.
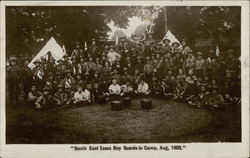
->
[188,84,210,108]
[83,83,92,104]
[173,82,186,102]
[108,78,121,100]
[120,80,134,97]
[27,85,43,109]
[73,86,87,106]
[92,83,109,104]
[135,78,150,97]
[53,84,67,106]
[207,86,225,109]
[41,86,54,109]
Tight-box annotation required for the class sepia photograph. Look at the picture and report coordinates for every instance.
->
[4,4,243,144]
[0,1,249,157]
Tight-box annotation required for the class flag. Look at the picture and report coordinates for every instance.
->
[85,41,88,51]
[62,45,66,53]
[216,45,220,56]
[115,36,119,45]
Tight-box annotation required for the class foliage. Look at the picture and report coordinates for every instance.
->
[6,6,140,56]
[152,6,241,52]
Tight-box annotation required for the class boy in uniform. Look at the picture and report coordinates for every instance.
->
[207,86,225,109]
[108,78,121,100]
[27,85,43,109]
[53,84,67,106]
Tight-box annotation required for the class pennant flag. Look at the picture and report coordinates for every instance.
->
[115,36,119,45]
[84,41,88,51]
[216,45,220,56]
[62,45,66,53]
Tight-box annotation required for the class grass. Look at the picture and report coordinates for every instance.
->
[6,98,241,144]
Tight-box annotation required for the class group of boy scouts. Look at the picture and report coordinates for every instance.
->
[7,33,241,110]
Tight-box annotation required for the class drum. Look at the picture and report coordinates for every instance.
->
[111,100,122,111]
[141,99,152,110]
[122,97,131,107]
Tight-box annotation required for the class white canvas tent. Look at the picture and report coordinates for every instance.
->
[161,30,181,46]
[28,37,65,69]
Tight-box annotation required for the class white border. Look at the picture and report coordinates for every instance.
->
[0,1,249,158]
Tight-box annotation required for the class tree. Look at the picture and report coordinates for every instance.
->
[6,6,140,57]
[152,6,241,53]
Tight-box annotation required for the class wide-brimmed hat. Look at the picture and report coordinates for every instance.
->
[47,72,54,77]
[33,59,41,64]
[197,52,202,56]
[123,67,128,71]
[66,69,71,73]
[162,38,171,43]
[210,85,218,90]
[56,72,61,76]
[58,84,63,88]
[43,86,50,91]
[9,57,18,62]
[172,42,180,47]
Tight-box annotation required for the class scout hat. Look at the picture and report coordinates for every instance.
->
[123,67,128,71]
[33,59,41,64]
[58,84,63,89]
[9,56,17,62]
[56,71,61,76]
[172,42,180,47]
[47,72,54,77]
[66,69,71,73]
[146,56,151,60]
[43,86,50,91]
[197,52,202,56]
[163,38,171,43]
[210,85,218,90]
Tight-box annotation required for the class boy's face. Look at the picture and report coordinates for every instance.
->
[188,70,193,75]
[31,86,36,92]
[86,84,91,90]
[94,84,98,89]
[178,69,183,74]
[44,91,49,95]
[58,88,63,92]
[201,86,206,92]
[48,76,53,80]
[181,41,186,46]
[76,75,81,80]
[24,60,29,65]
[112,79,117,84]
[78,87,83,92]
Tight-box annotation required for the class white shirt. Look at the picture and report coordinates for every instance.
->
[83,89,91,101]
[137,83,149,94]
[107,51,121,65]
[74,91,85,101]
[121,84,133,93]
[109,84,121,95]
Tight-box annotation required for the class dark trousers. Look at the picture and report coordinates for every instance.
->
[8,82,19,105]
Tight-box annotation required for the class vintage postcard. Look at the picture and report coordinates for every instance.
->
[0,0,249,158]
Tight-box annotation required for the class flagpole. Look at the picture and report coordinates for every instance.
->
[164,6,168,32]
